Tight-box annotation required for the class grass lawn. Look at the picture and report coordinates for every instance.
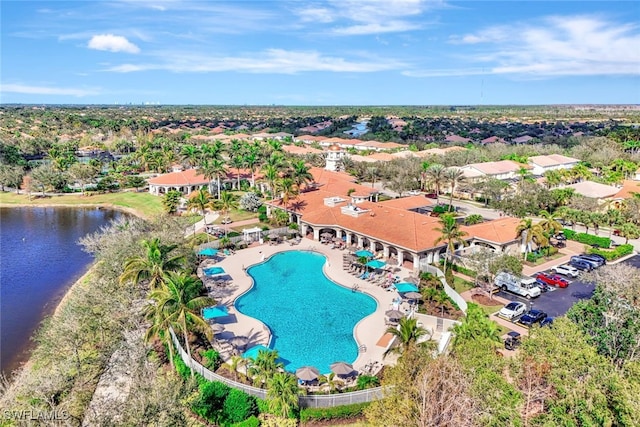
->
[452,276,475,294]
[0,191,164,218]
[210,208,258,224]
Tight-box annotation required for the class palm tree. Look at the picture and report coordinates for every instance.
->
[419,161,431,191]
[147,271,215,377]
[229,355,248,381]
[537,210,562,236]
[180,144,201,168]
[187,189,212,224]
[290,159,313,191]
[119,238,185,289]
[319,373,343,393]
[515,218,547,260]
[543,169,562,189]
[517,167,533,192]
[248,349,284,386]
[266,372,299,418]
[617,222,640,244]
[262,164,280,198]
[452,304,501,348]
[199,158,227,199]
[215,191,239,224]
[229,155,245,190]
[277,177,298,210]
[434,213,468,271]
[243,149,261,188]
[366,166,378,189]
[444,167,465,208]
[425,164,446,204]
[383,317,431,358]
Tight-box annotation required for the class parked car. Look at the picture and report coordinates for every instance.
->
[569,259,593,271]
[499,301,527,320]
[535,273,569,288]
[518,309,548,327]
[540,317,554,328]
[221,217,233,224]
[613,229,621,236]
[504,331,521,350]
[571,256,601,269]
[580,253,606,266]
[534,279,552,293]
[553,264,579,278]
[554,233,567,241]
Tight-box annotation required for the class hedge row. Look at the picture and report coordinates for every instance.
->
[562,229,611,249]
[587,244,634,261]
[299,402,370,422]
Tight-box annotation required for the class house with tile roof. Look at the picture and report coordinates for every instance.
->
[565,180,620,200]
[528,154,580,175]
[459,160,525,180]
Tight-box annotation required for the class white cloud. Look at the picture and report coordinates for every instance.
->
[412,15,640,77]
[296,7,334,23]
[88,34,140,53]
[333,21,422,35]
[105,49,403,74]
[0,83,100,97]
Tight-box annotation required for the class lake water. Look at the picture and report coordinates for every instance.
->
[0,207,121,376]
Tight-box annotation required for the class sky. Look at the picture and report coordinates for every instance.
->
[1,0,639,105]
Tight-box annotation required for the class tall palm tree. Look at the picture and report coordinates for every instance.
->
[180,144,201,168]
[543,169,562,189]
[248,349,283,386]
[419,161,431,191]
[277,177,298,210]
[383,317,431,358]
[537,210,562,237]
[147,271,215,377]
[434,213,468,271]
[266,372,299,418]
[515,218,547,260]
[290,159,313,190]
[517,167,533,192]
[366,166,378,189]
[444,167,465,208]
[119,238,185,289]
[229,155,245,190]
[262,164,280,198]
[187,189,212,225]
[425,164,446,204]
[243,149,261,188]
[199,158,227,199]
[215,191,239,222]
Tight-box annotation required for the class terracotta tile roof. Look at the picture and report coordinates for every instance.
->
[566,181,620,199]
[148,169,209,186]
[310,167,357,184]
[350,152,396,162]
[614,180,640,199]
[461,217,520,244]
[378,195,435,210]
[282,145,323,155]
[464,160,525,175]
[529,154,579,167]
[445,135,471,143]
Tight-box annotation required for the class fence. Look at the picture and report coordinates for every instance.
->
[419,262,468,314]
[169,328,385,408]
[197,226,295,250]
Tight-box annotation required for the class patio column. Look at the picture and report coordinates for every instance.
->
[336,229,343,239]
[313,228,320,241]
[383,244,390,259]
[397,252,404,267]
[412,253,420,272]
[357,235,364,248]
[345,233,352,245]
[300,223,308,236]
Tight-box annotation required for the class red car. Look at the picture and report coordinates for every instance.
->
[535,273,569,288]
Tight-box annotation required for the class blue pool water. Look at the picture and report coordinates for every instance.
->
[236,251,377,374]
[203,266,225,276]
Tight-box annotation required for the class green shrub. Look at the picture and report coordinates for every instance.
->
[174,354,192,380]
[223,389,259,425]
[432,204,455,214]
[356,375,379,390]
[201,349,221,371]
[192,381,230,423]
[232,415,260,427]
[562,229,611,248]
[587,244,634,261]
[228,231,241,238]
[450,263,477,277]
[299,402,370,422]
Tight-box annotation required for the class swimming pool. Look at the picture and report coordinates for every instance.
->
[236,251,377,374]
[203,266,225,276]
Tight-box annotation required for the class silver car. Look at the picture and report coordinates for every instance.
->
[499,301,527,320]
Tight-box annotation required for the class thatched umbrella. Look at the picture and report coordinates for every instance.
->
[296,366,320,382]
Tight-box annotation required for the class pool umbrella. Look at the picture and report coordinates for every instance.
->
[385,309,405,319]
[355,250,374,258]
[210,323,225,333]
[330,362,355,377]
[198,247,218,257]
[366,259,386,269]
[394,282,419,293]
[296,366,320,382]
[403,276,420,284]
[230,336,250,350]
[202,305,229,320]
[403,291,423,300]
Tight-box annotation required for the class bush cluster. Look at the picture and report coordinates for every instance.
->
[587,244,634,261]
[562,229,611,248]
[299,402,370,422]
[432,204,455,214]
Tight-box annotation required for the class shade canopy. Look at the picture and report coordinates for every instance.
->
[354,250,374,258]
[230,336,250,349]
[202,305,229,320]
[403,276,420,284]
[403,291,423,300]
[198,247,219,256]
[210,323,225,333]
[365,259,386,269]
[385,309,405,319]
[242,344,272,360]
[330,362,355,377]
[394,282,419,293]
[296,366,320,381]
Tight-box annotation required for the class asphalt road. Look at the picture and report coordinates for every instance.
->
[496,254,640,319]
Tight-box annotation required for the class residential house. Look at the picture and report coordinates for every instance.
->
[528,154,580,176]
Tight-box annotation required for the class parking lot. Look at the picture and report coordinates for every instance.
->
[495,254,639,319]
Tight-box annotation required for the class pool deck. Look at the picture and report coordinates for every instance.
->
[198,237,413,373]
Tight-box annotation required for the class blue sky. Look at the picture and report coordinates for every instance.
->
[1,1,638,105]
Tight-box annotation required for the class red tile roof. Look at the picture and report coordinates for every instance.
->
[148,169,209,186]
[461,217,520,244]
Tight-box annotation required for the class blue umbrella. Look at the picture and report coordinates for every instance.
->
[365,259,386,269]
[202,305,229,320]
[355,250,374,258]
[198,247,218,256]
[394,282,419,293]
